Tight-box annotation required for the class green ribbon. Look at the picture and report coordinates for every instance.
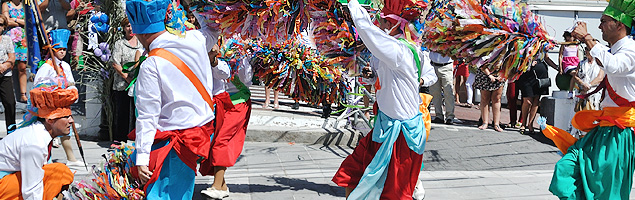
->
[229,77,251,105]
[122,56,146,91]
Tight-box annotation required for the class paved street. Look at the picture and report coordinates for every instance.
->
[47,123,570,199]
[2,85,635,199]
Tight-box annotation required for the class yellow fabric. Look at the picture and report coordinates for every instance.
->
[541,125,578,154]
[419,93,433,141]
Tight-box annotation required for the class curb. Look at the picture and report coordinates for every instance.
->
[246,125,364,147]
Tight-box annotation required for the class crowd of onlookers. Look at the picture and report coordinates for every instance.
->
[419,29,604,134]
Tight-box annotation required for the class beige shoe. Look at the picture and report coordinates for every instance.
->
[201,187,229,199]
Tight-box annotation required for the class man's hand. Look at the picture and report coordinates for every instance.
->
[137,165,153,185]
[572,22,589,41]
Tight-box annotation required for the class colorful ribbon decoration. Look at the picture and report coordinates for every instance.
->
[423,0,556,81]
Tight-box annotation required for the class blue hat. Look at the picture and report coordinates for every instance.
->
[126,0,171,34]
[49,29,71,49]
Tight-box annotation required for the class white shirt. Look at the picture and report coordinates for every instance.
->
[0,122,52,200]
[34,57,75,85]
[135,28,219,166]
[348,0,422,120]
[589,37,635,107]
[429,51,453,64]
[212,60,230,96]
[226,55,253,94]
[578,58,603,91]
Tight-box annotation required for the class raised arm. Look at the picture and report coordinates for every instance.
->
[347,0,404,68]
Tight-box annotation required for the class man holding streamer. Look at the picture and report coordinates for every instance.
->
[332,0,433,199]
[547,0,635,198]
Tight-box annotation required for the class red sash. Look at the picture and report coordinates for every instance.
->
[128,121,214,191]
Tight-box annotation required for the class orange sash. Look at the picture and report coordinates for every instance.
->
[149,48,214,111]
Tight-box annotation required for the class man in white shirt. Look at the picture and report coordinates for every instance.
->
[548,0,635,198]
[0,77,77,200]
[125,0,219,198]
[429,51,462,125]
[333,0,432,199]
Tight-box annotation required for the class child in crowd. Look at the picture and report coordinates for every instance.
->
[558,29,581,96]
[33,29,83,169]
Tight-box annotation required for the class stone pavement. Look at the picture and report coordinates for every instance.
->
[45,121,578,199]
[3,85,635,199]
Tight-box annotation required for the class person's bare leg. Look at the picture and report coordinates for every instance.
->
[345,187,354,198]
[520,97,532,131]
[479,90,491,129]
[17,61,27,102]
[273,90,280,109]
[61,136,77,162]
[263,87,271,108]
[527,97,541,133]
[492,87,504,132]
[212,166,228,190]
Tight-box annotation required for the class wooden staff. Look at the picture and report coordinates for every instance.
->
[28,0,88,170]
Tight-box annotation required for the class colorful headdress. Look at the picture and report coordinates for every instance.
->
[603,0,635,28]
[29,77,77,119]
[9,77,77,132]
[49,29,71,49]
[375,0,428,45]
[125,0,171,34]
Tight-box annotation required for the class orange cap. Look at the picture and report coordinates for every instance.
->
[29,88,78,119]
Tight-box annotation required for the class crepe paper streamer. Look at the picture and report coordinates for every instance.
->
[249,37,351,105]
[165,1,196,38]
[66,142,145,200]
[423,0,556,81]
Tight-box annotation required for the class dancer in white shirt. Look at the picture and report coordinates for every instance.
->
[0,77,77,200]
[333,0,433,199]
[125,0,219,198]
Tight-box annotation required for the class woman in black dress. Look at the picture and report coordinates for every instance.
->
[517,57,555,134]
[474,65,506,132]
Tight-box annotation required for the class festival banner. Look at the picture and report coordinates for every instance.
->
[25,0,41,74]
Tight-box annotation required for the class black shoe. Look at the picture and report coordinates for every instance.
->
[322,106,332,118]
[446,118,463,125]
[291,102,300,110]
[432,117,444,124]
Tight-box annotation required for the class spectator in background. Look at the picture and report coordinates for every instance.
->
[517,57,555,134]
[109,17,141,141]
[506,80,521,129]
[2,0,26,103]
[574,47,604,111]
[429,52,462,125]
[37,0,71,31]
[0,15,16,132]
[475,65,506,132]
[263,86,280,109]
[558,30,582,96]
[453,59,468,106]
[465,64,476,107]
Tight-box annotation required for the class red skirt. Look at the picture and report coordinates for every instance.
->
[332,130,423,199]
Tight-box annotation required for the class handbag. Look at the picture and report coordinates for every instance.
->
[534,70,551,88]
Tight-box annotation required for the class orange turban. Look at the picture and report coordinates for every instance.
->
[29,88,78,119]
